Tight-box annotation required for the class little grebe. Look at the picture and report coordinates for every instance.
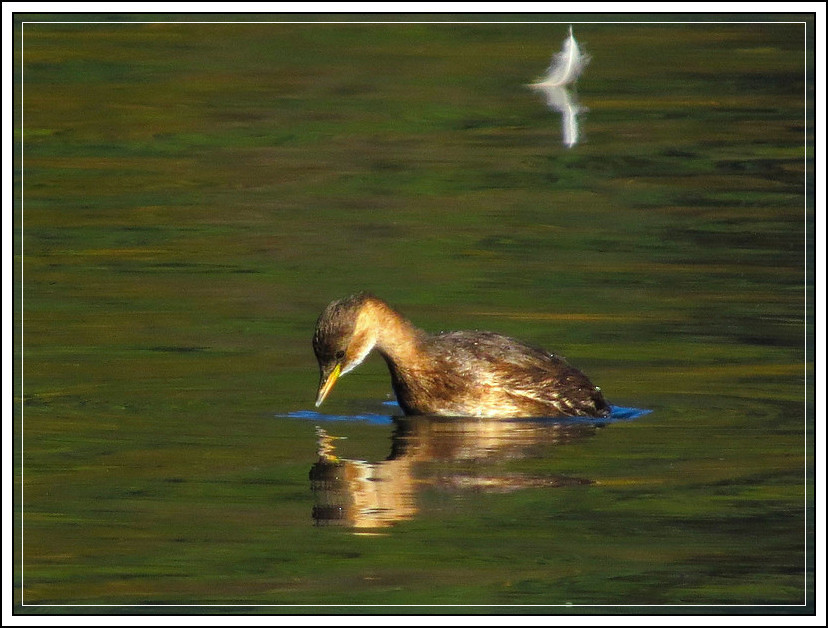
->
[312,293,610,419]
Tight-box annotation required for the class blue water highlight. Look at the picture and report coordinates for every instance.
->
[278,404,651,425]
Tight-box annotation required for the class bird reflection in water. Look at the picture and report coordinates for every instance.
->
[309,416,600,531]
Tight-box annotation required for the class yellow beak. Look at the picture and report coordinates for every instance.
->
[315,363,342,408]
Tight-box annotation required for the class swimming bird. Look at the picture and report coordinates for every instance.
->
[312,293,610,418]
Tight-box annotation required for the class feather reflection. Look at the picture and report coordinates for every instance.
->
[529,25,590,148]
[531,84,587,148]
[309,416,599,530]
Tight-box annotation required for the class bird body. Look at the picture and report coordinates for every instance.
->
[312,293,610,419]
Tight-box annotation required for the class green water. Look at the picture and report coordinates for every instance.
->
[15,15,814,614]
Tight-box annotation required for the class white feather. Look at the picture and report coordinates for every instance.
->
[532,25,589,87]
[532,84,586,147]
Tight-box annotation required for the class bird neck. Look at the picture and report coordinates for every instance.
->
[356,297,426,369]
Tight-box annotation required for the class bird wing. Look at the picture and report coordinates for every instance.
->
[434,331,607,416]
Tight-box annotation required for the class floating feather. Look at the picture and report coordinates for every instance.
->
[532,25,589,87]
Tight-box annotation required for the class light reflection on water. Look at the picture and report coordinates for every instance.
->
[531,84,587,148]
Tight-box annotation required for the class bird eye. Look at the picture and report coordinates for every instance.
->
[335,350,345,360]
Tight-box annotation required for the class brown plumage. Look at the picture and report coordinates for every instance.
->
[312,293,610,419]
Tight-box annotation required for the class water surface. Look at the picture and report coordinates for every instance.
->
[15,15,813,613]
